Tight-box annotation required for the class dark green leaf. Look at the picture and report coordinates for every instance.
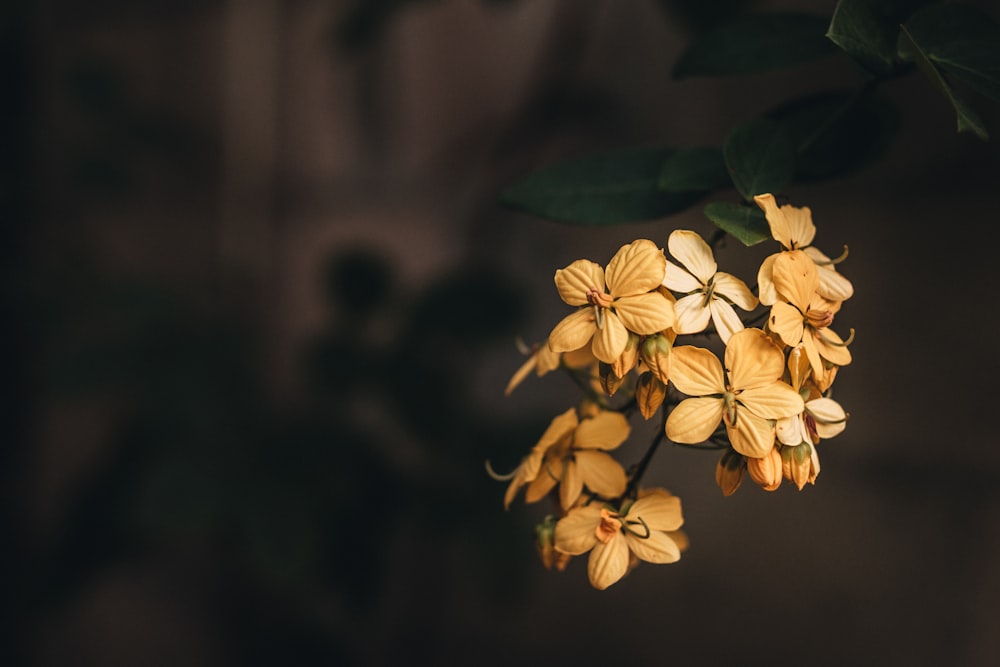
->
[501,149,704,225]
[826,0,931,76]
[723,119,795,200]
[900,3,1000,102]
[657,147,730,192]
[899,24,989,140]
[768,90,899,181]
[673,13,836,78]
[703,202,770,246]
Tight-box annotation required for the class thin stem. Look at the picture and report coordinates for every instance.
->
[624,410,668,499]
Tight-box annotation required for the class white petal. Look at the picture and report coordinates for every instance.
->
[709,299,745,345]
[668,230,717,283]
[625,530,681,564]
[672,293,712,335]
[662,260,703,293]
[712,272,758,311]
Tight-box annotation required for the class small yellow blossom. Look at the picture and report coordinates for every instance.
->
[548,240,675,364]
[554,489,684,589]
[768,250,852,378]
[661,230,758,343]
[754,193,854,306]
[500,406,632,510]
[665,328,804,458]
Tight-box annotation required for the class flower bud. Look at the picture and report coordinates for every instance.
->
[599,363,625,396]
[781,442,818,490]
[715,448,745,496]
[612,333,640,379]
[535,515,571,571]
[747,446,782,491]
[640,333,672,384]
[635,372,667,420]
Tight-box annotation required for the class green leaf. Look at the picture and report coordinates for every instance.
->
[826,0,930,76]
[657,147,730,192]
[900,3,1000,103]
[501,149,704,225]
[703,202,770,246]
[768,90,899,182]
[899,24,989,140]
[673,13,836,78]
[723,119,795,201]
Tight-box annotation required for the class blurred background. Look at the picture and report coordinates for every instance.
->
[3,0,1000,665]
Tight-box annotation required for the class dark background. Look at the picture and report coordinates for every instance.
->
[3,0,1000,665]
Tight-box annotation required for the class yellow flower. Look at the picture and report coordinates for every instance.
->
[768,250,852,378]
[665,328,804,458]
[548,240,675,364]
[554,489,684,590]
[753,193,854,306]
[661,230,758,344]
[500,407,631,510]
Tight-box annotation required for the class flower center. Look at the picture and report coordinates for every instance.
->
[595,509,622,544]
[586,288,614,309]
[805,308,834,329]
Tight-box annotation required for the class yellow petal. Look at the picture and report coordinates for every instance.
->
[709,299,745,345]
[669,345,725,396]
[667,230,717,283]
[559,459,584,509]
[504,353,537,396]
[548,309,596,353]
[588,534,630,589]
[713,272,758,311]
[562,345,597,369]
[780,203,816,248]
[725,328,785,391]
[804,246,854,301]
[754,193,793,249]
[533,407,580,452]
[524,465,558,503]
[666,396,724,444]
[574,450,627,498]
[662,259,703,293]
[737,382,804,420]
[812,327,852,367]
[625,530,681,564]
[756,253,778,306]
[592,311,630,363]
[772,250,819,311]
[554,505,603,555]
[627,491,683,531]
[769,301,805,349]
[574,410,631,450]
[727,409,775,458]
[787,344,810,391]
[555,259,606,306]
[605,239,667,298]
[613,292,675,335]
[672,294,712,335]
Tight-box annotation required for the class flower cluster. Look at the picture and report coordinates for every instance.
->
[491,194,853,589]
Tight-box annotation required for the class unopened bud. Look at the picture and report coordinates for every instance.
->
[635,372,667,420]
[715,448,746,496]
[781,442,817,490]
[747,447,782,491]
[613,333,640,378]
[600,363,625,396]
[535,515,571,571]
[640,334,672,384]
